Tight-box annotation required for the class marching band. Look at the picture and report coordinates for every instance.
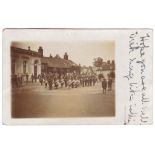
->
[11,72,114,94]
[38,72,98,90]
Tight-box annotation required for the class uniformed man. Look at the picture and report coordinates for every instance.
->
[108,78,113,91]
[48,76,53,90]
[60,77,65,88]
[39,75,43,85]
[44,77,48,88]
[31,74,34,83]
[102,78,107,94]
[26,73,29,84]
[89,76,92,86]
[92,76,96,86]
[54,78,59,89]
[80,76,83,87]
[64,75,68,87]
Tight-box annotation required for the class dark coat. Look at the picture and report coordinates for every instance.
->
[102,80,107,89]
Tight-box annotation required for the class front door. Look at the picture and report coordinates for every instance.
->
[34,65,37,78]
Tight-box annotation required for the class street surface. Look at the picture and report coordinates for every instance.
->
[12,82,115,118]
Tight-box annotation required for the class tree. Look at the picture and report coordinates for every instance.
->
[93,57,103,73]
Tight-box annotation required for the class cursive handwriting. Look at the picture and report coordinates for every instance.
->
[129,32,150,56]
[124,58,136,80]
[124,31,150,124]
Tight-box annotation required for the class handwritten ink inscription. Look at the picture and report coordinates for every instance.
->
[124,31,150,124]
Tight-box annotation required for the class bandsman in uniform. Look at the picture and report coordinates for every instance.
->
[102,78,107,94]
[108,77,113,91]
[48,76,53,90]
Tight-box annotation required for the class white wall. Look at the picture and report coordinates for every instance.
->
[14,54,41,76]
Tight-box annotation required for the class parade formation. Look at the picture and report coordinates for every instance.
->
[12,71,114,94]
[37,72,98,89]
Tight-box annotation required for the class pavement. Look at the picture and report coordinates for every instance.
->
[11,82,115,118]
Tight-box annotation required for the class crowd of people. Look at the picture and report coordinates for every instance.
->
[11,73,29,88]
[37,72,98,90]
[11,72,114,94]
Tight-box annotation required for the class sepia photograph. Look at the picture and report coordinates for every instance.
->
[3,29,152,125]
[11,41,115,118]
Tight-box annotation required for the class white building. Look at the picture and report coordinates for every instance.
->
[11,46,43,78]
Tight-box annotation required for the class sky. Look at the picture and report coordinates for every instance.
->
[12,41,115,66]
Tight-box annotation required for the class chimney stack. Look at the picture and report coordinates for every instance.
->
[38,46,43,57]
[64,52,68,60]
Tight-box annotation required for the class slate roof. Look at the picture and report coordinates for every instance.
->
[41,57,78,68]
[11,46,79,68]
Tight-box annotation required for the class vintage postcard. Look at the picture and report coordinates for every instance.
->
[2,29,153,125]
